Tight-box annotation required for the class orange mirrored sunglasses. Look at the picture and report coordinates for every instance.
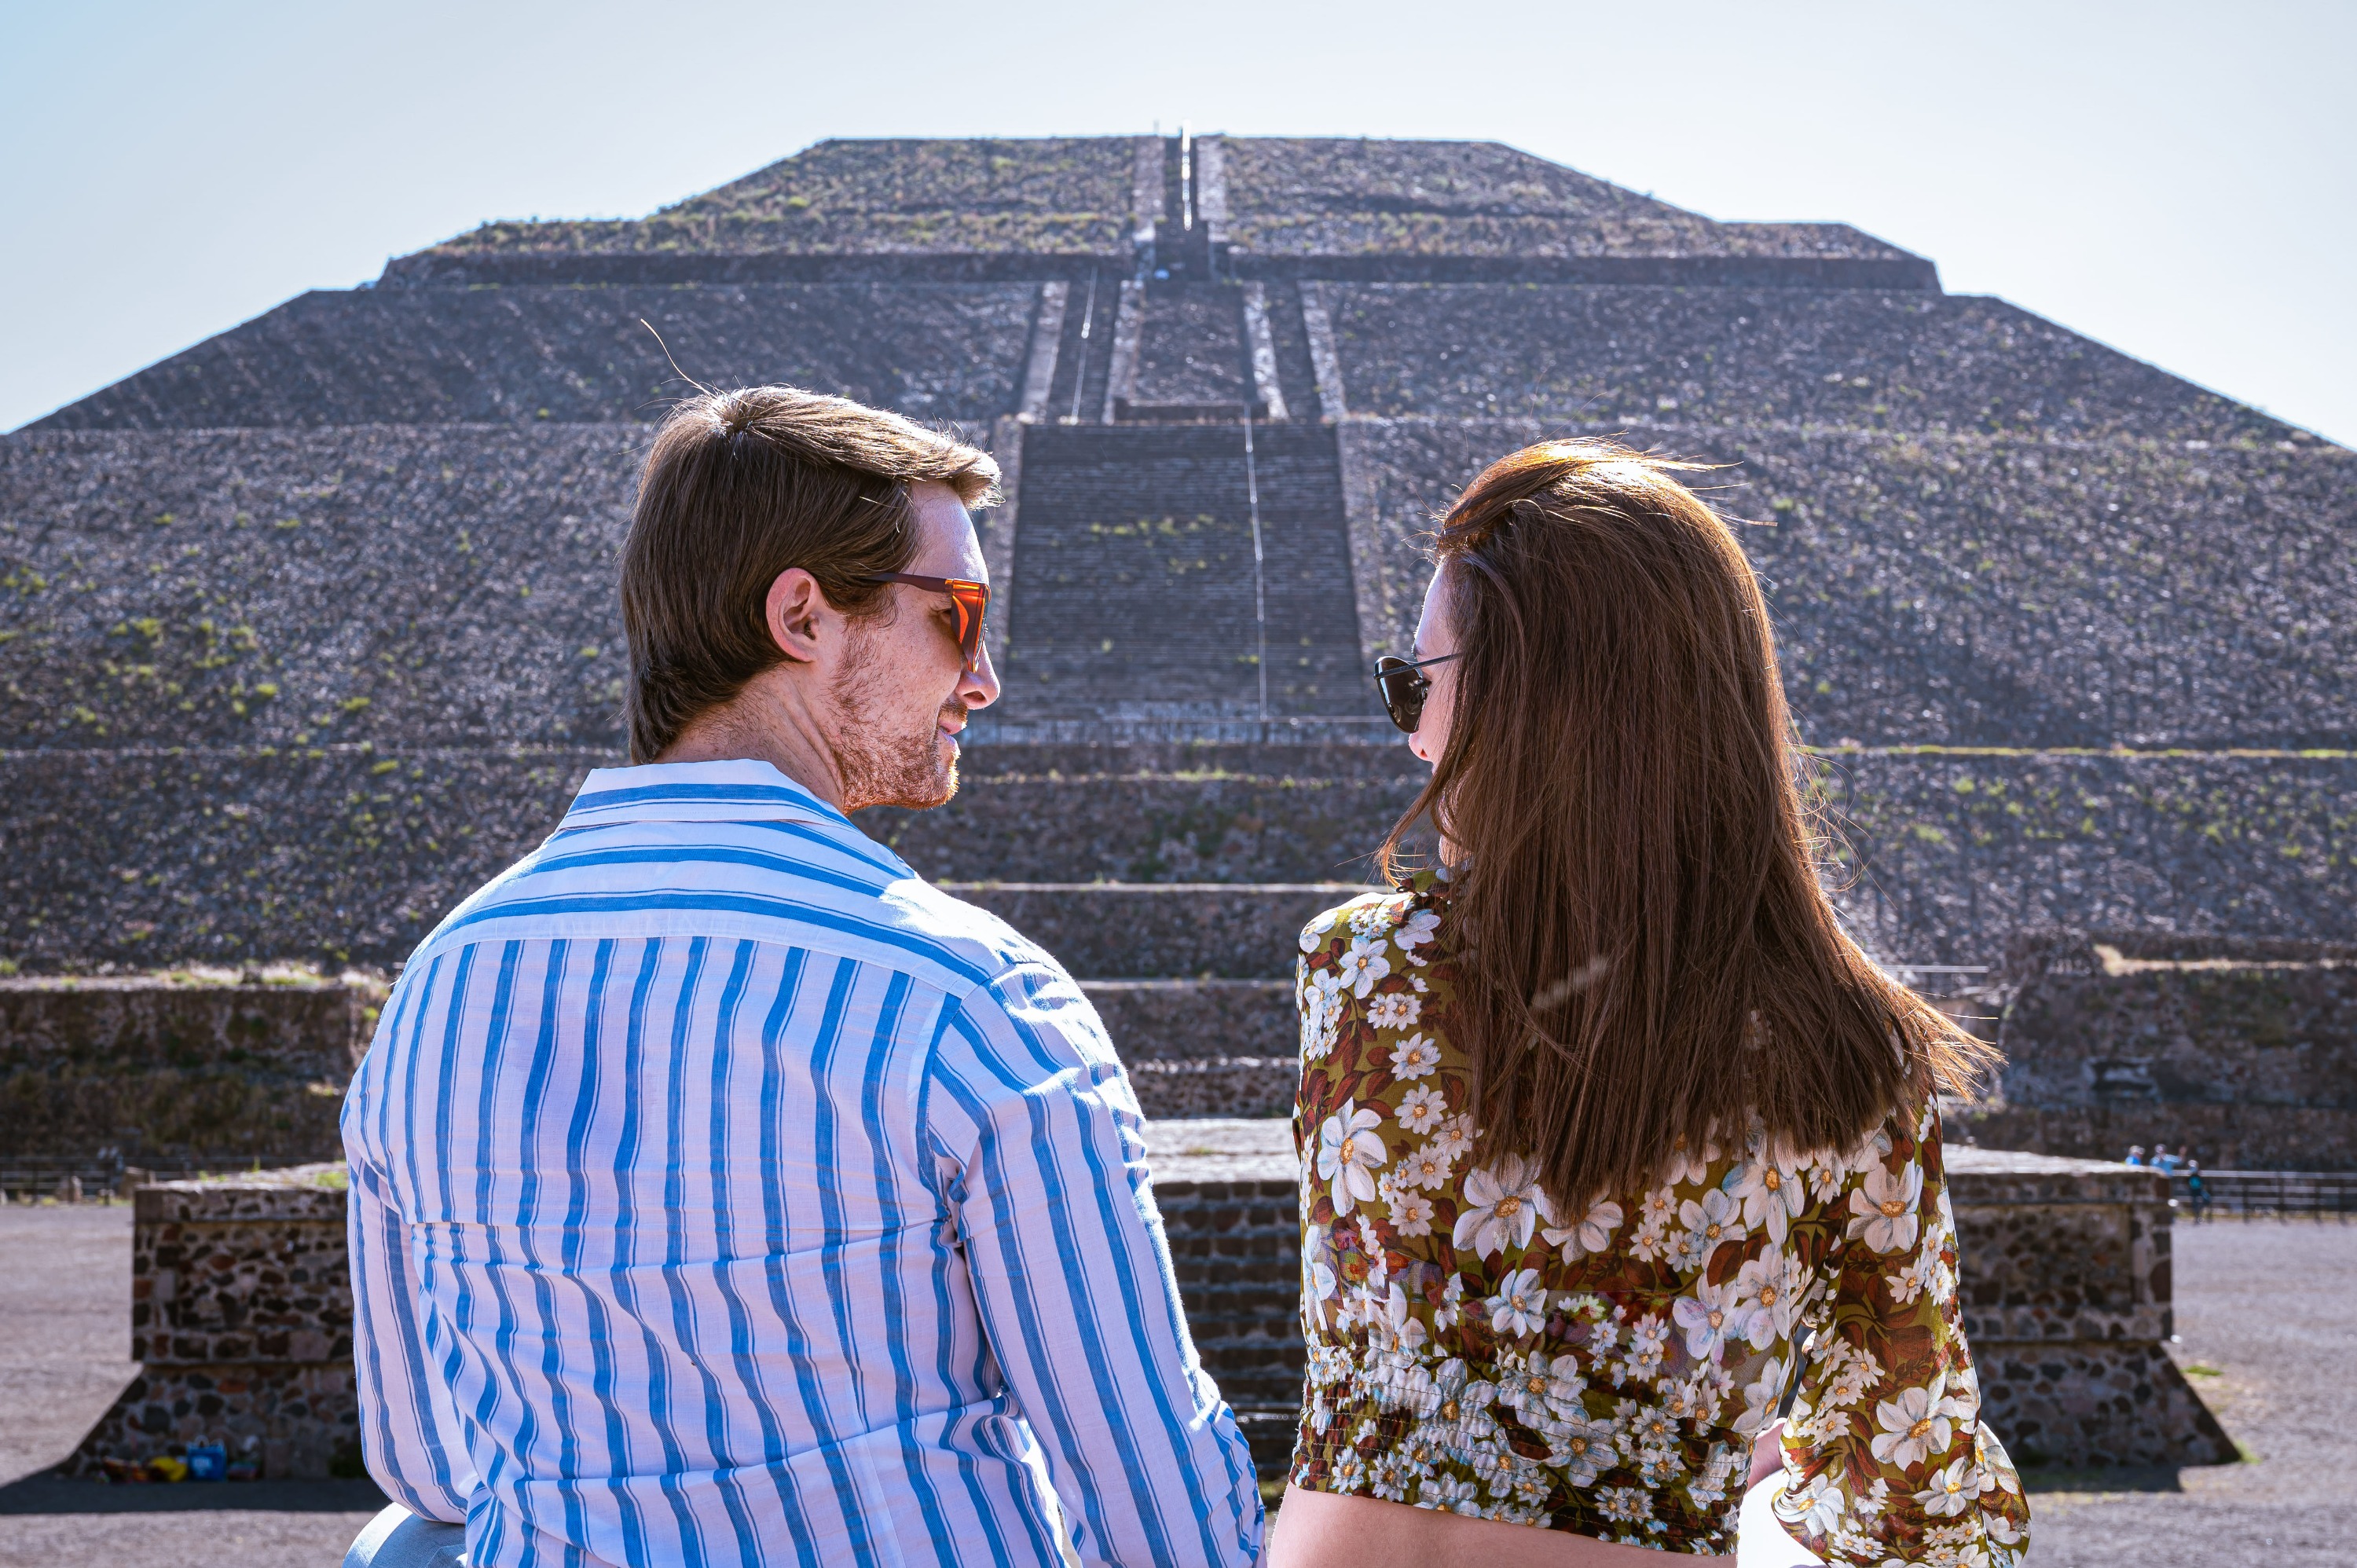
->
[864,573,992,671]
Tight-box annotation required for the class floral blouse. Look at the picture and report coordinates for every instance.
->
[1289,875,2029,1564]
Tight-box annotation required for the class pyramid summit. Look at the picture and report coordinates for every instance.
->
[383,136,1928,284]
[3,132,2351,975]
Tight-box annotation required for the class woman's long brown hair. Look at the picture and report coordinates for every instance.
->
[1379,438,1991,1210]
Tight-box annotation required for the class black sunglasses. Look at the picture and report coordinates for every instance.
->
[1373,653,1461,734]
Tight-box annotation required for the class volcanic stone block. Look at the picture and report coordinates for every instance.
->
[0,976,371,1164]
[71,1166,358,1480]
[1961,932,2357,1169]
[945,881,1360,977]
[1081,980,1294,1063]
[1129,1058,1296,1119]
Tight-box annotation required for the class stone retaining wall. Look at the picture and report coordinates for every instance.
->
[1964,932,2357,1169]
[0,976,372,1165]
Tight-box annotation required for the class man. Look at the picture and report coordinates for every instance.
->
[343,387,1263,1567]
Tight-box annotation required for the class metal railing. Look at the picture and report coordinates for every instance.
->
[2166,1168,2357,1219]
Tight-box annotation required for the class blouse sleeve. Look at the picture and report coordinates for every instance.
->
[1774,1103,2031,1566]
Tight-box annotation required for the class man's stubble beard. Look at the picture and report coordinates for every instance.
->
[828,623,965,812]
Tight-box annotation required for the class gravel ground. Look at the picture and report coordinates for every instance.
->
[0,1203,383,1568]
[2025,1217,2357,1567]
[0,1204,2348,1565]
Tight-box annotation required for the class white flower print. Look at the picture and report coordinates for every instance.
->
[1628,1210,1673,1264]
[1687,1442,1743,1508]
[1398,1141,1454,1191]
[1849,1160,1926,1253]
[1452,1153,1552,1259]
[1872,1373,1967,1470]
[1821,1339,1886,1408]
[1672,1279,1751,1361]
[1299,977,1342,1061]
[1915,1456,1985,1518]
[1677,1186,1749,1266]
[1486,1268,1551,1337]
[1298,909,1340,952]
[1431,1113,1478,1162]
[1732,1251,1812,1346]
[1387,1187,1435,1239]
[1369,991,1423,1031]
[1347,900,1395,938]
[1367,1450,1414,1502]
[1318,1098,1387,1215]
[1545,1409,1620,1486]
[1336,936,1393,998]
[1728,1149,1807,1244]
[1305,1251,1337,1330]
[1498,1349,1587,1424]
[1596,1485,1652,1525]
[1618,1314,1670,1385]
[1395,1083,1448,1138]
[1415,1475,1483,1515]
[1664,1130,1721,1186]
[1661,1373,1723,1428]
[1733,1355,1791,1436]
[1433,1273,1466,1332]
[1327,1448,1368,1492]
[1542,1196,1625,1263]
[1394,906,1442,958]
[1385,1283,1430,1350]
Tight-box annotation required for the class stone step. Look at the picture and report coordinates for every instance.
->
[948,881,1358,978]
[1080,980,1293,1065]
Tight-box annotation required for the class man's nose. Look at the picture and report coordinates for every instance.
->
[960,643,1001,711]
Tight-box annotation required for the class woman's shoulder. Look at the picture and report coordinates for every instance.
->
[1296,873,1448,973]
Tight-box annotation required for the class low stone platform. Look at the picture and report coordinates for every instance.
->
[65,1167,356,1481]
[64,1127,2234,1485]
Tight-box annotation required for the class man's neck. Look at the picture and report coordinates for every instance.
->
[654,687,846,811]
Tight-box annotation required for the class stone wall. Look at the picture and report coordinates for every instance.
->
[77,1135,2225,1480]
[1963,932,2357,1168]
[0,976,371,1165]
[68,1166,358,1480]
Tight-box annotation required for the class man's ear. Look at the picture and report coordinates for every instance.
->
[764,568,830,664]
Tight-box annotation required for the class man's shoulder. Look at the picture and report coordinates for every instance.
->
[398,818,1061,1009]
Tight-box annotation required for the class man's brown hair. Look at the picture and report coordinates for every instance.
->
[1379,438,1992,1209]
[620,385,999,763]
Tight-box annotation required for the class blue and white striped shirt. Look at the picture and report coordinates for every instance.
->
[343,761,1263,1567]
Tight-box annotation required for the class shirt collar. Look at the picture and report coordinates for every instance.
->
[559,760,860,833]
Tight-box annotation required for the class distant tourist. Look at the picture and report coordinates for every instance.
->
[343,387,1259,1566]
[2185,1160,2212,1221]
[2124,1144,2147,1166]
[1270,441,2029,1567]
[2154,1142,2180,1174]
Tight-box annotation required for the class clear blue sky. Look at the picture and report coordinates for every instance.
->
[5,0,2351,443]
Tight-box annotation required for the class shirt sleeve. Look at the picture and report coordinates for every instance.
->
[344,1107,478,1521]
[1775,1104,2031,1566]
[922,962,1265,1568]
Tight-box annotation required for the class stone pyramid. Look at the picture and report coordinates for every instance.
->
[3,134,2351,989]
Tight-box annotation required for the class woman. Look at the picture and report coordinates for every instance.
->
[1270,441,2029,1566]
